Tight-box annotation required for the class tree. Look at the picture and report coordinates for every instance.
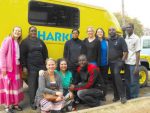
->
[114,12,144,37]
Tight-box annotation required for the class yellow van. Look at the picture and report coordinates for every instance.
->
[0,0,121,59]
[139,36,150,87]
[1,0,148,87]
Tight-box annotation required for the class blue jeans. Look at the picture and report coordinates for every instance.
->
[125,64,140,99]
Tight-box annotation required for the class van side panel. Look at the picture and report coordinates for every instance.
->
[0,0,29,43]
[0,0,121,59]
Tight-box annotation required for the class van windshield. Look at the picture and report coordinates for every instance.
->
[140,36,150,55]
[143,39,150,49]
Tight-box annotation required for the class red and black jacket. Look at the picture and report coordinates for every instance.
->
[73,64,105,92]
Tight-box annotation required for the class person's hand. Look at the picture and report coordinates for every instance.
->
[55,92,63,96]
[133,66,139,75]
[2,71,6,76]
[55,96,63,102]
[39,70,45,76]
[23,67,28,74]
[69,84,75,91]
[69,92,74,99]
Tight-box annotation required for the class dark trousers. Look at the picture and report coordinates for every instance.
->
[99,65,108,84]
[69,69,77,84]
[77,89,101,107]
[28,70,39,105]
[109,61,126,99]
[63,89,69,96]
[99,65,108,96]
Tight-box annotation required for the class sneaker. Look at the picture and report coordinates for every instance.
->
[5,108,14,113]
[120,97,127,104]
[74,100,80,104]
[66,105,73,112]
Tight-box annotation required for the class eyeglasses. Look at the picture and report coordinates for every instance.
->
[126,26,132,29]
[78,59,87,62]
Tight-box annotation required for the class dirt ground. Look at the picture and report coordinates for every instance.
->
[0,81,150,113]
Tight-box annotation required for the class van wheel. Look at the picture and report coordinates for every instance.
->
[139,66,148,87]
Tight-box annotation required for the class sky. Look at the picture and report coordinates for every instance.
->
[72,0,150,29]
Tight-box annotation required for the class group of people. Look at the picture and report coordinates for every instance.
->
[0,23,141,113]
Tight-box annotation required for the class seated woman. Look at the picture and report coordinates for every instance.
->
[56,58,74,111]
[35,58,64,113]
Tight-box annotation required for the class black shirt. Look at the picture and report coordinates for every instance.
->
[83,38,100,65]
[108,36,128,63]
[20,37,48,70]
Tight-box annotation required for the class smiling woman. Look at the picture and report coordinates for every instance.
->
[0,26,24,113]
[20,26,48,110]
[35,58,65,113]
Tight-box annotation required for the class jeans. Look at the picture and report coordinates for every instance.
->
[125,64,140,99]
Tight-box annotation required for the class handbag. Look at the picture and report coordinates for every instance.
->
[43,93,58,102]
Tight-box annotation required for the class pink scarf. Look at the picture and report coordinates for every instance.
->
[7,38,17,81]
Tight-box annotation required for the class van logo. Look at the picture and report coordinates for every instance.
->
[37,31,72,42]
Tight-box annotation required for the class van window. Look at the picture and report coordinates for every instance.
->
[143,39,150,48]
[28,1,80,28]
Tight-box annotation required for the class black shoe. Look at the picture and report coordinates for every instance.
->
[12,105,23,111]
[31,104,37,110]
[101,97,106,101]
[112,98,120,102]
[120,97,127,104]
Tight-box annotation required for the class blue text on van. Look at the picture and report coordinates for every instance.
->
[38,31,72,42]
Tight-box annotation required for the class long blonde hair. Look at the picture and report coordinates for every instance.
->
[45,58,57,65]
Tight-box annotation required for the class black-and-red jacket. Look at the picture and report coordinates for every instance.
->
[73,64,105,91]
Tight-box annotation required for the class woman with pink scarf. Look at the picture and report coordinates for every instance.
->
[0,26,24,113]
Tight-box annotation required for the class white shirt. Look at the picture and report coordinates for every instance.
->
[125,33,141,65]
[14,40,20,65]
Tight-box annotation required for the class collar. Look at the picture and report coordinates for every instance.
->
[126,33,135,39]
[72,38,79,41]
[109,36,118,40]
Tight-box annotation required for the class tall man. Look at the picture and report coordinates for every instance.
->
[108,27,128,104]
[125,23,141,99]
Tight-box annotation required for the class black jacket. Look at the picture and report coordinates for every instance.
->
[64,38,86,70]
[20,37,48,70]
